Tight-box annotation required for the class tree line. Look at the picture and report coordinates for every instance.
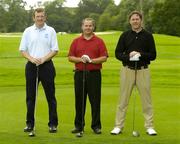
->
[0,0,180,36]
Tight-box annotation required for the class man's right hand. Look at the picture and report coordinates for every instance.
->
[81,55,92,63]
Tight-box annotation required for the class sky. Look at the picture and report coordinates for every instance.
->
[24,0,121,8]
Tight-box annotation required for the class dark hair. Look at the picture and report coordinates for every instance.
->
[128,11,142,20]
[33,8,46,18]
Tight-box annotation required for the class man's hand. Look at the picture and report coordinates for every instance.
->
[129,51,141,61]
[30,57,42,66]
[39,57,46,65]
[81,55,92,63]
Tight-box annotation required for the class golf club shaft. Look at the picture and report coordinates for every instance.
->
[34,66,39,133]
[81,63,86,133]
[132,61,137,132]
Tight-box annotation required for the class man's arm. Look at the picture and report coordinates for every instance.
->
[40,50,58,64]
[115,33,129,62]
[140,33,156,61]
[91,56,107,64]
[68,56,83,63]
[20,51,41,65]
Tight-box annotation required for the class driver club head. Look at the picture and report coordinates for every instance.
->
[29,131,35,137]
[76,131,83,138]
[132,131,140,137]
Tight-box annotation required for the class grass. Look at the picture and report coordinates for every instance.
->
[0,32,180,144]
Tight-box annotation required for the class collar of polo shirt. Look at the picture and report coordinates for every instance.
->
[33,23,47,31]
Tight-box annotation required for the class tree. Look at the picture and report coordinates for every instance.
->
[0,0,28,32]
[73,0,114,32]
[97,3,118,31]
[0,4,7,32]
[7,0,28,32]
[152,0,180,36]
[0,0,179,36]
[45,0,73,32]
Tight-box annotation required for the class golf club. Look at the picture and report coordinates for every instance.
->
[76,63,86,138]
[29,66,39,137]
[132,61,140,137]
[76,131,83,138]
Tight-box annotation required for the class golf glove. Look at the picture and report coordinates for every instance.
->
[130,53,141,61]
[81,55,92,63]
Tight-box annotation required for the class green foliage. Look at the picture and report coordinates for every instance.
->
[0,0,180,36]
[97,3,119,31]
[0,0,28,32]
[97,13,111,31]
[73,0,113,32]
[45,0,73,32]
[152,0,180,36]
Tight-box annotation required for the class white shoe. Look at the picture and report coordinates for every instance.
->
[146,128,157,136]
[110,127,121,135]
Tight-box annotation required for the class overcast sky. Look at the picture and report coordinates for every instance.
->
[24,0,121,7]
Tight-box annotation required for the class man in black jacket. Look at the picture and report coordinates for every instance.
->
[111,11,157,136]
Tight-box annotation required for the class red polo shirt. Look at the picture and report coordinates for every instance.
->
[68,34,108,71]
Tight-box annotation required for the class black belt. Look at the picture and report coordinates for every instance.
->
[74,69,100,72]
[125,65,148,70]
[28,60,52,66]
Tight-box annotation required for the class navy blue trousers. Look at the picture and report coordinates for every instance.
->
[25,60,58,127]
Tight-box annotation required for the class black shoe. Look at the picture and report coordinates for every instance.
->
[49,126,57,133]
[93,128,101,134]
[24,125,33,132]
[71,127,83,133]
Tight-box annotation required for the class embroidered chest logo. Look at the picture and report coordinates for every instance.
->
[45,33,48,38]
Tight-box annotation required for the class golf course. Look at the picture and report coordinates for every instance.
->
[0,31,179,144]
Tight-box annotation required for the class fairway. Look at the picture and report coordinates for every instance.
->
[0,32,180,144]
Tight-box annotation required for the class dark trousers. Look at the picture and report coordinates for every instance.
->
[74,70,101,130]
[25,60,58,127]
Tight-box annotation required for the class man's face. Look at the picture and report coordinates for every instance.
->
[33,11,46,28]
[82,20,94,35]
[129,14,142,30]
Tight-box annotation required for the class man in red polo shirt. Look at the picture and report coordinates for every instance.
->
[68,18,108,134]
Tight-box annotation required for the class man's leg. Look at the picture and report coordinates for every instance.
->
[73,71,87,131]
[40,61,58,127]
[114,67,135,129]
[25,62,37,129]
[136,68,154,129]
[87,71,101,130]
